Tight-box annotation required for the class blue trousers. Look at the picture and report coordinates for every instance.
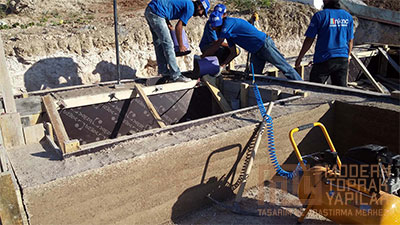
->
[251,37,302,80]
[144,6,181,79]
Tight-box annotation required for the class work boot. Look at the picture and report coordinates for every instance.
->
[172,75,192,83]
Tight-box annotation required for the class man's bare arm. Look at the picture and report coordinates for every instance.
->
[295,37,315,68]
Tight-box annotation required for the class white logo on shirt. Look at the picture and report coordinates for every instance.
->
[330,18,349,27]
[201,1,208,10]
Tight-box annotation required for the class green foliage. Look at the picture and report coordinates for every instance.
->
[225,0,273,12]
[0,24,10,29]
[39,16,48,23]
[0,8,94,30]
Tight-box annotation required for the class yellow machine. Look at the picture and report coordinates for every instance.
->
[290,122,400,224]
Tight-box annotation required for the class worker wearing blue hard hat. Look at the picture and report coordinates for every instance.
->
[203,11,303,80]
[145,0,210,82]
[199,4,239,69]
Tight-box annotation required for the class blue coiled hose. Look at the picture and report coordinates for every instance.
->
[251,64,302,179]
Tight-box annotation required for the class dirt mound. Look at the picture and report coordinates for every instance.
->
[1,0,320,94]
[362,0,400,11]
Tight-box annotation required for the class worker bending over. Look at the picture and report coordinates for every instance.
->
[199,4,239,70]
[202,11,302,80]
[145,0,210,82]
[295,0,354,87]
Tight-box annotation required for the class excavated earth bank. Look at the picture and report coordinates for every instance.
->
[2,0,315,94]
[1,0,398,95]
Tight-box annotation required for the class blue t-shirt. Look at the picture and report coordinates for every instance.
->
[218,17,267,53]
[305,9,354,63]
[148,0,194,25]
[199,21,218,52]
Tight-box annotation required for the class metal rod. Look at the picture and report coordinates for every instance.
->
[113,0,121,84]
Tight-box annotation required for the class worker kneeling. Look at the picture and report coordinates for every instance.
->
[202,11,302,80]
[199,4,239,71]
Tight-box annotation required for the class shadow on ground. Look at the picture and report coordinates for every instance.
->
[93,60,137,82]
[24,57,82,92]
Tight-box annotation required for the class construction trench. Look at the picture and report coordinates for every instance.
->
[1,1,400,225]
[1,53,400,224]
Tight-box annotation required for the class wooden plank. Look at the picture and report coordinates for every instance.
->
[0,113,25,148]
[351,52,385,93]
[202,75,232,112]
[42,94,69,153]
[0,173,23,225]
[60,80,198,110]
[0,34,17,113]
[367,42,400,48]
[293,89,309,98]
[379,51,388,77]
[240,83,249,108]
[133,83,166,128]
[23,124,45,145]
[300,65,305,80]
[353,49,379,58]
[0,146,10,173]
[267,70,279,77]
[378,47,400,74]
[391,91,400,100]
[63,139,80,153]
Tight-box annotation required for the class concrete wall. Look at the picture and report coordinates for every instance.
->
[332,101,400,155]
[22,104,331,225]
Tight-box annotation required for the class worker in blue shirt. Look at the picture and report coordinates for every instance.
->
[202,12,302,80]
[199,4,239,68]
[295,0,354,87]
[145,0,210,82]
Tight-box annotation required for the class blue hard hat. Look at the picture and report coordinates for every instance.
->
[209,11,223,28]
[199,0,211,17]
[213,4,226,14]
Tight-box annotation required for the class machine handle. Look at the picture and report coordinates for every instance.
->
[298,123,314,131]
[289,122,342,171]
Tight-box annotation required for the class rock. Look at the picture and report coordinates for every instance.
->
[7,0,33,14]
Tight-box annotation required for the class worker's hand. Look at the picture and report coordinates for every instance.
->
[167,24,174,31]
[216,65,224,77]
[179,45,187,53]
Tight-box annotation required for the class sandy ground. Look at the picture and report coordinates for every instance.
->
[172,184,335,224]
